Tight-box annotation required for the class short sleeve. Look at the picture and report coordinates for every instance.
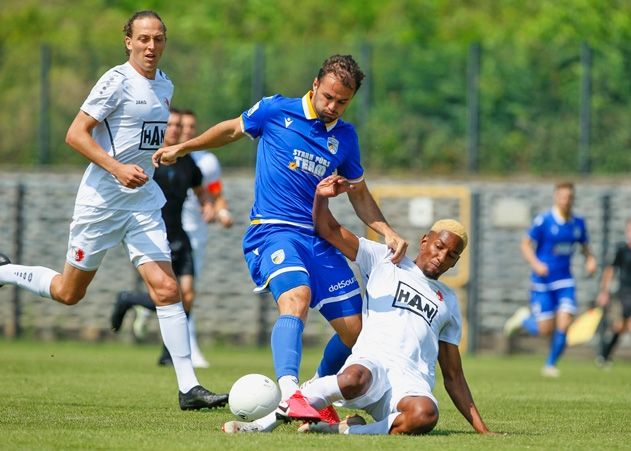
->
[80,69,125,122]
[527,214,545,242]
[241,95,278,139]
[335,128,364,183]
[355,238,391,281]
[438,288,462,346]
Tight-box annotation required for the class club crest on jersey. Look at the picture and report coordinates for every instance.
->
[139,121,166,151]
[327,136,339,155]
[72,247,85,263]
[393,281,438,325]
[271,249,285,264]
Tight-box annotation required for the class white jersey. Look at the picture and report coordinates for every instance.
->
[182,151,222,236]
[74,62,173,211]
[352,238,462,391]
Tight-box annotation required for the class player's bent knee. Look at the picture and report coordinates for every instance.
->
[338,364,372,399]
[395,397,439,435]
[55,290,86,305]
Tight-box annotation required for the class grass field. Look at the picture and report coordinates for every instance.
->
[1,339,630,450]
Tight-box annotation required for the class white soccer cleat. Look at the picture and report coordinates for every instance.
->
[540,365,560,378]
[297,414,366,434]
[191,355,210,369]
[222,420,264,433]
[503,306,530,337]
[132,306,151,341]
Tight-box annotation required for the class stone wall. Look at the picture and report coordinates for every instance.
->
[1,170,629,352]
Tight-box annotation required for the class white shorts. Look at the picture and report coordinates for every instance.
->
[66,205,170,271]
[338,355,438,422]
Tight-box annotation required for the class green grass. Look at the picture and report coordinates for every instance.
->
[1,340,631,450]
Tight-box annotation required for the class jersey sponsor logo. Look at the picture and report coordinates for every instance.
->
[139,121,166,151]
[136,100,147,104]
[553,242,574,255]
[271,249,285,264]
[329,276,357,292]
[327,136,339,155]
[290,149,331,177]
[393,281,439,325]
[284,117,293,128]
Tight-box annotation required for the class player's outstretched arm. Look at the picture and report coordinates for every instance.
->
[152,117,244,167]
[313,176,360,261]
[66,111,148,189]
[346,180,408,264]
[437,341,490,434]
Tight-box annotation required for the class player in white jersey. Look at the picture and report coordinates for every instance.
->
[0,11,227,411]
[180,110,233,368]
[223,175,490,435]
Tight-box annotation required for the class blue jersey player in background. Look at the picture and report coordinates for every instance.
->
[504,182,597,377]
[153,55,408,429]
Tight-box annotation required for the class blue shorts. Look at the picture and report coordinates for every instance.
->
[530,285,577,321]
[242,223,362,321]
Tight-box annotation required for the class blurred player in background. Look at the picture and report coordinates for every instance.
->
[595,218,631,366]
[153,54,407,426]
[0,11,226,410]
[112,108,220,368]
[504,182,597,377]
[180,109,233,368]
[224,176,490,435]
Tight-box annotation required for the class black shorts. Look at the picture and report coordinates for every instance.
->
[618,290,631,319]
[168,233,195,278]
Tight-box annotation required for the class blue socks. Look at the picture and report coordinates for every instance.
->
[271,315,304,379]
[522,314,539,336]
[317,334,352,377]
[546,330,567,367]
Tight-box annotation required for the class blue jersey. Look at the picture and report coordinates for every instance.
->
[527,209,589,287]
[241,92,364,227]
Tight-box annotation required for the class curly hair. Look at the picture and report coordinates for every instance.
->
[317,54,365,93]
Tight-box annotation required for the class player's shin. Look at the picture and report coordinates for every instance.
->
[0,263,58,298]
[156,302,199,392]
[300,375,344,410]
[271,315,304,399]
[316,334,352,377]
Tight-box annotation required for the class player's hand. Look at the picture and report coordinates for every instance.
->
[533,261,549,277]
[386,233,408,264]
[201,202,217,223]
[152,144,181,167]
[217,209,234,228]
[113,164,149,189]
[316,175,355,198]
[596,291,610,307]
[585,255,597,277]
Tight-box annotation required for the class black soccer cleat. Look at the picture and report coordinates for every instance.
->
[179,385,228,411]
[0,253,10,288]
[110,292,132,332]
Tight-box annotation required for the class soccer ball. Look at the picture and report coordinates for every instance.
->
[229,373,281,421]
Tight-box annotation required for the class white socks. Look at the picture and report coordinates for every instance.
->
[155,302,199,393]
[301,375,344,410]
[347,412,400,435]
[278,375,300,400]
[0,264,58,298]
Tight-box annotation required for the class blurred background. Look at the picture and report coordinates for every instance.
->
[1,1,630,357]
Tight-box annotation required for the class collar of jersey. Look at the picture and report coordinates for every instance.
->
[302,91,339,132]
[551,207,573,224]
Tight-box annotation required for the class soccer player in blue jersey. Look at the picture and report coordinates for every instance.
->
[504,182,597,377]
[153,54,408,427]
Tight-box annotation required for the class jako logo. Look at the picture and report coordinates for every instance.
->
[328,277,356,292]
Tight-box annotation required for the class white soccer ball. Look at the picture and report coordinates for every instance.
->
[229,373,281,421]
